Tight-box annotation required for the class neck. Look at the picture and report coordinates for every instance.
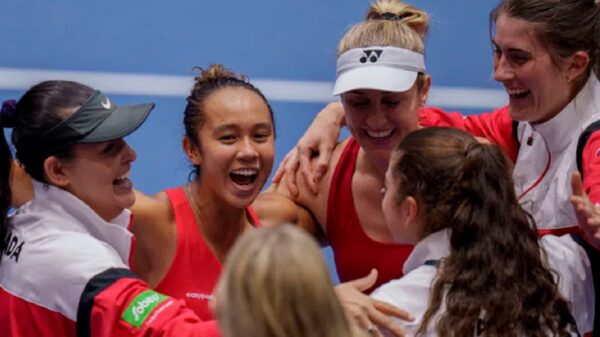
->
[359,149,390,179]
[187,181,251,261]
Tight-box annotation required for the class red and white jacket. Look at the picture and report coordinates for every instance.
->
[0,181,219,337]
[420,75,600,234]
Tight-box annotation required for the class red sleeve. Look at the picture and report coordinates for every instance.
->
[78,268,221,337]
[581,132,600,204]
[418,106,518,162]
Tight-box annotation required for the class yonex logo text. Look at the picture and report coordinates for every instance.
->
[360,49,383,63]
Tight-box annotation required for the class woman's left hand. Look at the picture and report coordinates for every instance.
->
[570,172,600,249]
[334,269,414,337]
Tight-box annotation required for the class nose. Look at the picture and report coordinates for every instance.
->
[237,137,259,161]
[365,103,388,128]
[493,54,513,82]
[122,141,137,163]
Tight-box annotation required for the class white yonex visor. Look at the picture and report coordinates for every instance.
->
[333,46,425,95]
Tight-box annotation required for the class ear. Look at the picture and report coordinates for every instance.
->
[566,51,590,82]
[43,156,70,187]
[419,75,431,107]
[403,196,419,229]
[182,137,202,166]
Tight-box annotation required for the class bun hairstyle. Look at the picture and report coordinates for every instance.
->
[183,64,275,177]
[366,0,429,38]
[338,0,429,56]
[492,0,600,80]
[337,0,429,91]
[390,128,576,337]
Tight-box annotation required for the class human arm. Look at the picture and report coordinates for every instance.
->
[79,268,221,337]
[273,104,519,197]
[419,106,519,162]
[252,190,324,240]
[272,102,345,196]
[129,190,175,285]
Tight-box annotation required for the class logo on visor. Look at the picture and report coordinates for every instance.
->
[101,98,112,110]
[360,49,383,63]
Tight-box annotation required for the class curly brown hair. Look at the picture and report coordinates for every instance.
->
[390,127,577,337]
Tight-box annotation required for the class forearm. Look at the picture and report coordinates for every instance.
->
[253,191,322,238]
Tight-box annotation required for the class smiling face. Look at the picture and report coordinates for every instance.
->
[60,139,137,221]
[493,14,577,124]
[186,86,275,208]
[341,81,427,163]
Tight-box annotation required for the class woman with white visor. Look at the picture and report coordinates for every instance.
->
[256,3,431,335]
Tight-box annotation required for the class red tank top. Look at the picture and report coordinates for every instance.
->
[154,187,260,320]
[327,138,413,291]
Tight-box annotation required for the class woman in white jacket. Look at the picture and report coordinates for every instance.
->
[372,127,594,337]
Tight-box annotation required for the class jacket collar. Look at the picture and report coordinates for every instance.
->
[532,75,600,153]
[403,229,450,274]
[23,180,133,263]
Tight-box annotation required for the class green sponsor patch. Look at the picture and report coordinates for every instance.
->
[122,290,168,328]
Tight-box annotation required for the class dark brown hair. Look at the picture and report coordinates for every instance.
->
[390,127,576,337]
[492,0,600,79]
[1,80,94,257]
[183,64,275,177]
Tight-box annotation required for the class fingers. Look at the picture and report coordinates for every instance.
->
[313,143,333,178]
[271,157,287,184]
[374,300,414,321]
[345,269,378,292]
[297,145,317,195]
[571,171,585,198]
[280,148,300,197]
[346,300,394,337]
[366,305,406,337]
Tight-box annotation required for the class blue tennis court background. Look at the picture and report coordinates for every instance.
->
[1,0,503,283]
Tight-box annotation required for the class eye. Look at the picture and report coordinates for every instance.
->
[219,134,236,142]
[508,53,529,64]
[350,100,369,109]
[253,131,270,142]
[382,98,400,108]
[102,140,122,154]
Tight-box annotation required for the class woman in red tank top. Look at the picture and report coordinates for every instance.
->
[254,1,431,334]
[129,64,275,320]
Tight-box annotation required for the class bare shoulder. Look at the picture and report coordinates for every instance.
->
[131,189,173,232]
[129,189,177,285]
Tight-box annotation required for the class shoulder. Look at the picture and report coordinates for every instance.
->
[1,231,127,321]
[130,189,175,237]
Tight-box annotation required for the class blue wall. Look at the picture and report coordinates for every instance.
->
[1,0,504,282]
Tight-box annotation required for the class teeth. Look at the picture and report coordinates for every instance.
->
[506,88,529,95]
[231,169,258,176]
[366,129,393,138]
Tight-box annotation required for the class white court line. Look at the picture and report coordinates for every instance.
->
[0,67,507,109]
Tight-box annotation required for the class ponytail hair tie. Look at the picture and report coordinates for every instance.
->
[0,99,17,128]
[379,12,411,21]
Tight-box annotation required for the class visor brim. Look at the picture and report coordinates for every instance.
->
[79,103,155,143]
[333,66,419,96]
